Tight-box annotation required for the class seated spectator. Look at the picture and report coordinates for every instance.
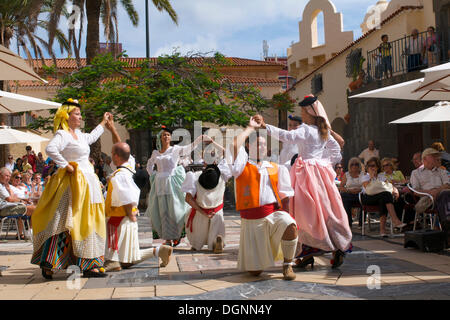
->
[391,157,400,171]
[42,160,57,179]
[359,140,380,165]
[0,168,35,240]
[339,157,365,228]
[9,171,29,199]
[360,157,406,237]
[31,172,44,201]
[22,156,32,173]
[411,151,423,171]
[334,163,345,185]
[380,157,407,185]
[35,152,45,174]
[410,148,450,240]
[14,157,23,173]
[405,29,424,72]
[5,155,15,173]
[22,172,33,191]
[410,148,449,201]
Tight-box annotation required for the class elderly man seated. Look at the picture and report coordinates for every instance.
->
[0,168,35,239]
[410,148,450,244]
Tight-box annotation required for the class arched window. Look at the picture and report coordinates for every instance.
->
[311,10,325,47]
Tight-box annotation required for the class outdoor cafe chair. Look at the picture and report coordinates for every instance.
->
[406,184,441,231]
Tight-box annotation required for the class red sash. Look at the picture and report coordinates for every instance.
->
[186,203,224,232]
[240,203,278,220]
[107,216,125,251]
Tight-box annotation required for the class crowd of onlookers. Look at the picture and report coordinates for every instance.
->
[334,139,450,239]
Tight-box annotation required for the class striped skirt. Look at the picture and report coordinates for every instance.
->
[31,231,104,271]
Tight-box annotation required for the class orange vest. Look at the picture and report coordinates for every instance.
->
[105,168,138,218]
[235,162,281,211]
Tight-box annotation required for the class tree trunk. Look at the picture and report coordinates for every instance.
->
[85,0,102,162]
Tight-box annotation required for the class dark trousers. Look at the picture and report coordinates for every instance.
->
[360,192,394,216]
[341,192,360,228]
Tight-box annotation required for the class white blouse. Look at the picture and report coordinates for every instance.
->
[228,146,294,206]
[110,160,140,208]
[146,140,202,195]
[45,125,105,203]
[279,142,299,169]
[344,172,365,189]
[266,124,342,166]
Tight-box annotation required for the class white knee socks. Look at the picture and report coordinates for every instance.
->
[281,238,298,261]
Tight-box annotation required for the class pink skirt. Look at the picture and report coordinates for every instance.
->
[290,157,352,252]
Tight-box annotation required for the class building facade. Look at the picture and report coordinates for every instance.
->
[286,0,445,174]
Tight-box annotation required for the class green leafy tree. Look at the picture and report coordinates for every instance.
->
[29,52,270,147]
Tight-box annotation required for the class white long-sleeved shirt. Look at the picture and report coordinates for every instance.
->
[266,124,342,166]
[45,125,105,203]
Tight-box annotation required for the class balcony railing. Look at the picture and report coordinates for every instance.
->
[366,30,445,82]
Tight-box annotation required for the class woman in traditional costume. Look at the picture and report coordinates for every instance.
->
[253,95,352,269]
[146,128,208,246]
[31,99,111,279]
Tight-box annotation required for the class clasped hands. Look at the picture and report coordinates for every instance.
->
[249,114,266,129]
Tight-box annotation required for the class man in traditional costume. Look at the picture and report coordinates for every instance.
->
[182,161,231,253]
[228,119,298,280]
[103,121,173,271]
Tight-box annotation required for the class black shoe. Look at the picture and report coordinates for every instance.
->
[294,256,314,269]
[331,250,345,269]
[83,269,108,278]
[41,268,53,280]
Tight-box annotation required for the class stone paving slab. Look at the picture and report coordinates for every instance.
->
[1,211,450,300]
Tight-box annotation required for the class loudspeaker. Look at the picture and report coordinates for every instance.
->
[404,230,446,253]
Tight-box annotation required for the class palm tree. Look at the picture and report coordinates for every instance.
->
[49,0,177,65]
[48,0,178,160]
[0,0,70,65]
[0,0,71,165]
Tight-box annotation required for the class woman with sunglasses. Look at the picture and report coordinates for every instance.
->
[5,155,15,173]
[339,158,365,228]
[361,157,407,237]
[379,158,406,186]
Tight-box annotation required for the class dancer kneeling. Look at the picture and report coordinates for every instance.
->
[103,120,172,271]
[229,119,298,280]
[182,160,231,253]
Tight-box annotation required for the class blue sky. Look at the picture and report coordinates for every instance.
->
[29,0,381,60]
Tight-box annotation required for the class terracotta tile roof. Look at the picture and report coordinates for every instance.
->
[287,5,424,92]
[31,57,284,71]
[10,75,284,89]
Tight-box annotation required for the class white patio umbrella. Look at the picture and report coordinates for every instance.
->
[389,101,450,124]
[0,44,47,83]
[0,126,49,144]
[0,90,60,113]
[349,62,450,101]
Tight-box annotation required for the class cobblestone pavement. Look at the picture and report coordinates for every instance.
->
[0,211,450,300]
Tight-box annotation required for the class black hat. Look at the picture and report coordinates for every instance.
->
[298,95,317,107]
[198,164,221,190]
[288,115,302,123]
